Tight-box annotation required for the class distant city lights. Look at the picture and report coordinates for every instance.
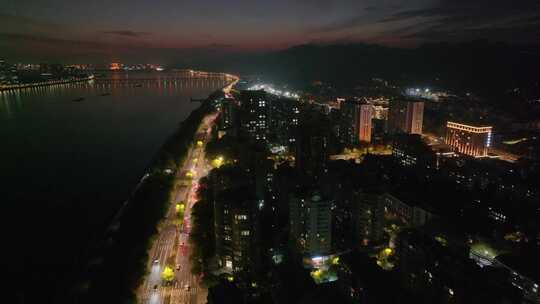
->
[248,83,300,99]
[405,87,450,102]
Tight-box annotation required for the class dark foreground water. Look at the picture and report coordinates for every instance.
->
[0,72,227,300]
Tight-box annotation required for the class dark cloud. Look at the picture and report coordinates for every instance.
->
[312,0,539,44]
[0,13,62,34]
[0,31,243,63]
[403,18,540,42]
[101,30,150,37]
[0,32,108,48]
[377,0,540,43]
[1,0,539,61]
[384,0,540,22]
[312,15,370,33]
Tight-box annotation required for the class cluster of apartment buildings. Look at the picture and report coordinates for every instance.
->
[202,86,539,303]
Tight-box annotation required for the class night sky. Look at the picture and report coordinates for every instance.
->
[1,0,539,62]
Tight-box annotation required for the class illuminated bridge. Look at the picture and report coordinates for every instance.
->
[93,77,232,90]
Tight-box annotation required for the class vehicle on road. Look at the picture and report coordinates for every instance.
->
[153,259,159,264]
[184,284,190,291]
[176,264,181,270]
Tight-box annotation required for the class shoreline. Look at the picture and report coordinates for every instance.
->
[0,75,95,92]
[74,73,237,302]
[0,70,238,92]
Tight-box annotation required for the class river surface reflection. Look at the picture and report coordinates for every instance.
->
[1,72,227,297]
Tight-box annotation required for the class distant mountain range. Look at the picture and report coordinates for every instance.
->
[189,41,540,97]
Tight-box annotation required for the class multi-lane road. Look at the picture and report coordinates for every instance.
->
[139,113,216,304]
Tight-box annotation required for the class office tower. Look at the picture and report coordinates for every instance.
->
[388,99,424,135]
[340,100,373,144]
[445,122,492,157]
[240,90,269,141]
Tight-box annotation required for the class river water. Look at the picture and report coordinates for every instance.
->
[0,72,227,298]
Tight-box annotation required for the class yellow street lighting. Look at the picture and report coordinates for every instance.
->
[212,156,224,168]
[383,247,393,256]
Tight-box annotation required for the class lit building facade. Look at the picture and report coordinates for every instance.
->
[218,98,237,131]
[268,98,300,147]
[240,90,269,141]
[353,192,435,245]
[214,187,259,277]
[109,62,121,70]
[392,134,436,169]
[231,205,257,274]
[340,100,373,144]
[388,99,424,135]
[359,104,373,143]
[306,194,332,256]
[372,105,389,120]
[445,122,492,157]
[290,191,333,256]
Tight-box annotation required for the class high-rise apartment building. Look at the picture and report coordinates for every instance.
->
[268,98,300,147]
[295,108,330,179]
[290,191,332,256]
[392,134,436,168]
[240,90,269,141]
[445,122,492,157]
[214,187,259,276]
[340,100,373,144]
[218,98,237,131]
[388,99,424,135]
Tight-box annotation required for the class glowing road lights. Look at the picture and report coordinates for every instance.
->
[161,266,175,282]
[149,292,160,304]
[176,203,185,214]
[109,62,121,70]
[248,83,300,99]
[212,156,224,168]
